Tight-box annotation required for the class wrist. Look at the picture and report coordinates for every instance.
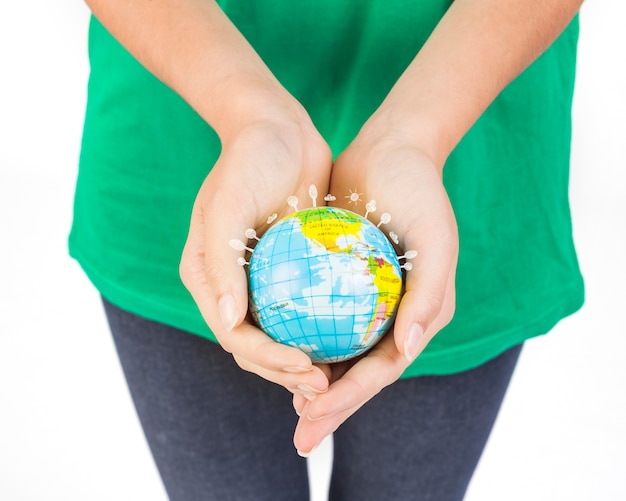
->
[199,76,312,145]
[356,105,452,172]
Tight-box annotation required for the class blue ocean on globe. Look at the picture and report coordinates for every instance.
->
[248,206,403,363]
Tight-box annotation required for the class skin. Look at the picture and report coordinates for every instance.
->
[85,0,584,456]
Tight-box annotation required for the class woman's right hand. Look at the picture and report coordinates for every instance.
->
[180,105,333,398]
[85,0,334,397]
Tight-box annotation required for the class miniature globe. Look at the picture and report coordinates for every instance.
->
[248,206,403,363]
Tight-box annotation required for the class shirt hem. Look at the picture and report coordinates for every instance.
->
[400,286,584,378]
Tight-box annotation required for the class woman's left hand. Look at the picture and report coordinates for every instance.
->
[292,127,459,456]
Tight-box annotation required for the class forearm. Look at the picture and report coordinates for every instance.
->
[366,0,584,168]
[84,0,302,140]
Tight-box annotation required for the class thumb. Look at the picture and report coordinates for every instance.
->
[180,187,250,338]
[393,232,458,363]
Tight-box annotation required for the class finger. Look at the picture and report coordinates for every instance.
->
[293,394,308,416]
[294,231,457,453]
[294,404,358,457]
[204,220,248,334]
[183,173,252,333]
[293,362,334,415]
[293,334,407,453]
[294,267,456,456]
[180,194,319,373]
[218,317,322,374]
[185,158,323,336]
[393,211,458,362]
[234,353,329,395]
[305,334,405,420]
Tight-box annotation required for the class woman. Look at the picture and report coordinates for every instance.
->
[70,1,584,499]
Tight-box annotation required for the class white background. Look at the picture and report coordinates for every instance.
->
[1,1,624,500]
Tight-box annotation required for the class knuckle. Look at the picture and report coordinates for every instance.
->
[423,290,456,333]
[178,245,208,291]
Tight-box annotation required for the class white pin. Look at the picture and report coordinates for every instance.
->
[287,195,299,212]
[309,185,318,207]
[389,231,399,245]
[237,257,249,267]
[364,200,377,219]
[401,262,413,271]
[228,239,254,253]
[267,213,278,224]
[377,212,391,228]
[244,228,260,241]
[398,250,418,260]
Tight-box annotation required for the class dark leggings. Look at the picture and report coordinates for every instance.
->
[103,298,522,501]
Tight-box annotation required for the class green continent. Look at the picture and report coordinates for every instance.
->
[297,208,363,252]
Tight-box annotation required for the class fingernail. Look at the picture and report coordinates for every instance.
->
[404,323,424,362]
[218,294,238,331]
[297,444,318,458]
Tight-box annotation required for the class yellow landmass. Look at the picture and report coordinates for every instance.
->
[364,257,402,341]
[299,208,363,252]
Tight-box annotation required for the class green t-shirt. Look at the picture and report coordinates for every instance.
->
[70,1,584,377]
